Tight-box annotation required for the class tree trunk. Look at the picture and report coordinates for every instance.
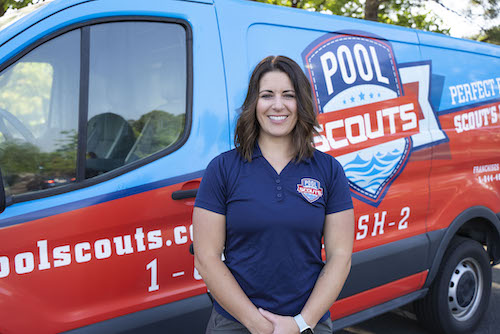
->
[0,2,6,17]
[365,0,380,21]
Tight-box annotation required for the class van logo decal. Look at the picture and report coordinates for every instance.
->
[297,178,323,203]
[302,32,446,207]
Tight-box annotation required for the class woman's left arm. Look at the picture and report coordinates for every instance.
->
[260,208,354,333]
[300,208,354,328]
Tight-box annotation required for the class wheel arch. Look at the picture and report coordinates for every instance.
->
[424,206,500,288]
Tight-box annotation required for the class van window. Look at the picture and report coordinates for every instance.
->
[0,30,80,196]
[85,22,187,178]
[0,20,188,198]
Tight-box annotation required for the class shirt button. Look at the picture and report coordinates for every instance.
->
[275,178,281,184]
[277,193,282,198]
[277,186,282,191]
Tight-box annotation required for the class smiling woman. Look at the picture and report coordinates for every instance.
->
[193,55,355,334]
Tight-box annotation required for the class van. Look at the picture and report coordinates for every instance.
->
[0,0,499,333]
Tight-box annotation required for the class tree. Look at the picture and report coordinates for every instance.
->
[0,0,32,17]
[252,0,450,34]
[365,0,379,21]
[421,0,499,43]
[473,25,500,44]
[432,0,500,44]
[378,0,449,33]
[467,0,498,21]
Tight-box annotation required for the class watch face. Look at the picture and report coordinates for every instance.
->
[301,329,314,334]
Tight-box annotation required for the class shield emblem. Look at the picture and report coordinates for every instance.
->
[302,32,416,206]
[297,178,323,203]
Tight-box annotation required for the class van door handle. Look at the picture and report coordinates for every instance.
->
[171,188,198,200]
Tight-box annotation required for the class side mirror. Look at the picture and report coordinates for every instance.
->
[0,168,6,213]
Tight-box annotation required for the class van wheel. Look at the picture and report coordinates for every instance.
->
[414,237,491,334]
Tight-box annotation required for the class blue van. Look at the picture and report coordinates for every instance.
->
[0,0,499,333]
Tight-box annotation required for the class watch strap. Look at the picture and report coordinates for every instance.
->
[293,314,313,333]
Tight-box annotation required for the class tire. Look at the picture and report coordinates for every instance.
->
[414,236,492,334]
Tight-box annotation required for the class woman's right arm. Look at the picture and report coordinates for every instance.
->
[193,207,273,334]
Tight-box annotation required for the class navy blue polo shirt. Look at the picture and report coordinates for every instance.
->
[194,145,353,323]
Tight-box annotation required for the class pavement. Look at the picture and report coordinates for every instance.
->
[334,264,500,334]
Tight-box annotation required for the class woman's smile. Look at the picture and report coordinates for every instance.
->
[268,115,288,122]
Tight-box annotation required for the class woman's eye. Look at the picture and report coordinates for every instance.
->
[260,94,272,98]
[284,94,296,99]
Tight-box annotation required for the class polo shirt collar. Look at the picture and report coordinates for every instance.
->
[303,154,312,164]
[252,143,263,160]
[251,143,312,164]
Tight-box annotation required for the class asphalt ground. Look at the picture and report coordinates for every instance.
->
[333,264,500,334]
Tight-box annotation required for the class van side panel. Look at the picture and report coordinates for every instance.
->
[0,0,228,333]
[417,34,500,236]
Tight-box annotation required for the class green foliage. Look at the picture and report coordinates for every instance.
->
[469,0,499,20]
[130,110,185,159]
[254,0,364,17]
[0,129,77,192]
[0,108,186,195]
[0,110,186,195]
[251,1,500,43]
[0,140,40,174]
[474,25,500,44]
[0,0,33,16]
[253,0,449,34]
[378,0,450,34]
[256,0,303,8]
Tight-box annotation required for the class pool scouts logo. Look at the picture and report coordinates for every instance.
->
[297,178,323,203]
[302,31,446,207]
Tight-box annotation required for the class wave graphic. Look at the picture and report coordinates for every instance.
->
[344,149,403,195]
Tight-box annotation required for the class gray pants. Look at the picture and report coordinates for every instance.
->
[206,307,333,334]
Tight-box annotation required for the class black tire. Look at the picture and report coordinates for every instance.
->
[414,236,492,334]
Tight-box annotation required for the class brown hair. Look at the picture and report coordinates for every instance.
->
[234,55,319,162]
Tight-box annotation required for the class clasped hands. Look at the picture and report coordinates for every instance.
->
[257,308,301,334]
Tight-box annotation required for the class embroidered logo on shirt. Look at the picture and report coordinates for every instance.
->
[297,178,323,203]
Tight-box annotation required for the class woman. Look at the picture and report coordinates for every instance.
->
[193,55,354,334]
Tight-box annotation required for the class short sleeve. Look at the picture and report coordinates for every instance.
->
[194,155,228,215]
[325,158,353,215]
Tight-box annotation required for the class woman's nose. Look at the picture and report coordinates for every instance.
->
[272,97,284,110]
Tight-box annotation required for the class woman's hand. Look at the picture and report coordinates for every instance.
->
[258,308,300,334]
[247,316,274,334]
